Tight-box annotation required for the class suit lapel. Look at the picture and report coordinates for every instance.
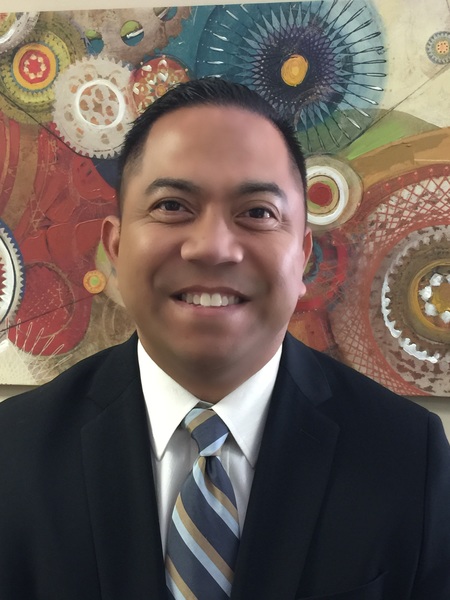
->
[81,336,167,600]
[232,335,340,600]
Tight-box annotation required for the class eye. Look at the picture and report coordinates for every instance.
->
[246,207,275,219]
[149,198,193,223]
[155,199,186,212]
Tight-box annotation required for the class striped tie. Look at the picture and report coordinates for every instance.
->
[165,408,240,599]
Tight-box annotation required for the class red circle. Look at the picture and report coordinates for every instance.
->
[18,49,51,85]
[308,182,333,207]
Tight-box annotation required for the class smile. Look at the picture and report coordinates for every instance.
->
[179,292,242,307]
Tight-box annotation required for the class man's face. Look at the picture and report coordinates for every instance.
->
[103,105,312,390]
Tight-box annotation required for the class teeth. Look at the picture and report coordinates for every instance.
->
[180,292,241,307]
[201,292,211,307]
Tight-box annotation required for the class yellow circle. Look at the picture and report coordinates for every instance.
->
[408,259,450,341]
[281,54,309,87]
[13,43,57,91]
[431,281,450,313]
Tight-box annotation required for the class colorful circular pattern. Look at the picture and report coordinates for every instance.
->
[195,1,386,154]
[0,220,24,324]
[0,14,86,124]
[330,166,450,396]
[426,31,450,65]
[305,156,363,230]
[83,269,106,294]
[131,54,190,114]
[381,227,450,364]
[12,42,57,90]
[52,56,135,158]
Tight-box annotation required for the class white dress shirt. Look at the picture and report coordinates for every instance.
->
[137,340,282,554]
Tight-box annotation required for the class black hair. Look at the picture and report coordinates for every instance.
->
[116,77,307,211]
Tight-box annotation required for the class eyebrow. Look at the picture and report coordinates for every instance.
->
[144,178,202,196]
[236,181,287,201]
[143,178,287,201]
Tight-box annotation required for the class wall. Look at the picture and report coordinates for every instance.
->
[1,0,449,441]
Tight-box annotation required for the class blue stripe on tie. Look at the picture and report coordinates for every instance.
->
[167,523,225,598]
[201,433,228,456]
[184,408,203,427]
[206,458,237,500]
[165,572,185,600]
[180,474,239,564]
[192,461,239,537]
[172,506,232,595]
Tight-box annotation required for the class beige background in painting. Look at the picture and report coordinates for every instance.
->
[1,0,449,441]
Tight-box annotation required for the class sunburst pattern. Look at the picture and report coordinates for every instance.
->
[196,1,386,154]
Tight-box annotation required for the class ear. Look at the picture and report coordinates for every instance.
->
[101,215,121,267]
[297,226,313,300]
[303,226,313,267]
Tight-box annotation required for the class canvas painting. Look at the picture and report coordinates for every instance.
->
[0,1,449,395]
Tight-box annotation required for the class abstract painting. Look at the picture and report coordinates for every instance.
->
[0,1,449,395]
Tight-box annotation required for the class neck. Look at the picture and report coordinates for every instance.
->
[138,338,281,403]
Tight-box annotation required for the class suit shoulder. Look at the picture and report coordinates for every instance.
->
[283,333,431,423]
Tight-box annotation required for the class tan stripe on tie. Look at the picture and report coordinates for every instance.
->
[198,456,239,522]
[176,495,234,582]
[166,555,198,600]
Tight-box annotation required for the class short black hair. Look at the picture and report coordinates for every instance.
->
[116,77,307,211]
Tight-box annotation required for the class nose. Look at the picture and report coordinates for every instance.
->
[180,209,244,265]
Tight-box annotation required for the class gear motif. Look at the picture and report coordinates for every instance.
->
[381,226,450,368]
[0,12,39,55]
[0,220,25,325]
[71,7,191,65]
[426,31,450,65]
[131,55,190,114]
[0,13,86,124]
[52,56,136,159]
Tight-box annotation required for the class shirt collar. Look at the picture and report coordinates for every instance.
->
[138,341,282,468]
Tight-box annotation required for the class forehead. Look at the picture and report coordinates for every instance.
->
[122,105,303,197]
[148,105,285,154]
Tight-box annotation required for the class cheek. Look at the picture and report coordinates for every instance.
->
[279,262,308,312]
[271,241,306,289]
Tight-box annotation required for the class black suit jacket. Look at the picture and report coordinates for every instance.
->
[0,333,449,599]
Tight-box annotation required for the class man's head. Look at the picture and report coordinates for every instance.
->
[103,78,312,401]
[116,78,307,212]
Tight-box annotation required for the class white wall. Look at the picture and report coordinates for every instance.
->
[1,0,450,440]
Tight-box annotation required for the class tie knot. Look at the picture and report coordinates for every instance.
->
[183,408,229,456]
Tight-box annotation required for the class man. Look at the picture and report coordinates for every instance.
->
[0,78,449,599]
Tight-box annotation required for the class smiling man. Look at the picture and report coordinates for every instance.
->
[0,79,449,600]
[102,102,311,402]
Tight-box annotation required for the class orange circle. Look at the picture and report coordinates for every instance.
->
[436,40,450,55]
[83,269,106,294]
